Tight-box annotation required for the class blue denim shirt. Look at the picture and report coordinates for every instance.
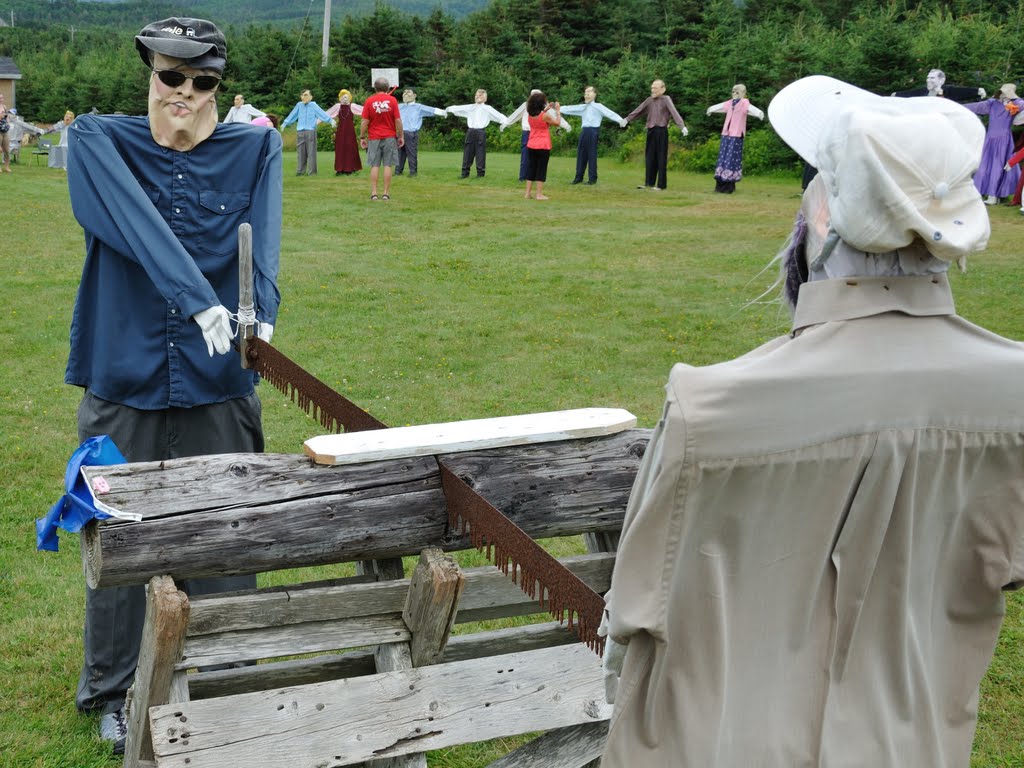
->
[282,101,332,131]
[65,115,282,409]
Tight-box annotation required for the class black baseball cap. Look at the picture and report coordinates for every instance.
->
[135,18,227,73]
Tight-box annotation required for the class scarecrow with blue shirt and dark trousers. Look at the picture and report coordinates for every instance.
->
[63,16,281,754]
[559,85,626,186]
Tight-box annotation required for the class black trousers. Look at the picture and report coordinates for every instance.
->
[526,148,551,182]
[574,126,600,183]
[75,391,263,714]
[462,127,487,176]
[644,126,669,189]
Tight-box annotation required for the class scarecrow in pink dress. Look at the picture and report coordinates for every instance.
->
[706,84,764,194]
[963,83,1024,204]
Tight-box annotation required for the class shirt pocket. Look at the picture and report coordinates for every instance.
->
[138,183,161,206]
[195,190,251,255]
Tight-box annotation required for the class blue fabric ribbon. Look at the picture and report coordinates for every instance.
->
[36,435,127,552]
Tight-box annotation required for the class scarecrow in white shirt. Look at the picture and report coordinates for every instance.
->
[223,94,266,124]
[445,89,507,178]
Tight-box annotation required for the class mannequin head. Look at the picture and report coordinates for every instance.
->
[998,83,1018,102]
[732,84,747,99]
[651,80,666,98]
[584,86,596,103]
[301,90,312,104]
[337,89,351,105]
[926,69,945,94]
[234,94,244,108]
[402,89,416,104]
[475,89,488,104]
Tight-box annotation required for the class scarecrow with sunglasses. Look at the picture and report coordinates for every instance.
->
[62,17,281,755]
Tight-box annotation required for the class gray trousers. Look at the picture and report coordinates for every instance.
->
[396,130,419,175]
[296,129,318,175]
[75,391,263,714]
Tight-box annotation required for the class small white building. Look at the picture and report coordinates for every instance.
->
[0,57,23,108]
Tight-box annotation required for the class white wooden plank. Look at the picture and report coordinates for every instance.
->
[150,644,610,768]
[304,407,637,465]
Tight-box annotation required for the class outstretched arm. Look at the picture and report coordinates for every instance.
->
[500,102,527,131]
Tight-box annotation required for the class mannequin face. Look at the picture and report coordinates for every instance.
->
[475,89,487,103]
[926,70,944,92]
[301,91,312,104]
[340,93,350,105]
[584,87,596,103]
[234,94,244,107]
[731,84,746,99]
[403,90,416,104]
[148,53,218,136]
[651,80,666,98]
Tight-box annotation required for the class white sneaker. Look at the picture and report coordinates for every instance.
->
[99,708,128,755]
[984,195,998,205]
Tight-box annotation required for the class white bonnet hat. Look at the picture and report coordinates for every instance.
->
[768,75,989,262]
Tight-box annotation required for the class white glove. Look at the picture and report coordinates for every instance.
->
[979,87,987,99]
[1005,162,1012,172]
[598,612,627,705]
[619,118,628,128]
[257,322,274,344]
[682,125,689,137]
[193,305,232,357]
[706,107,713,116]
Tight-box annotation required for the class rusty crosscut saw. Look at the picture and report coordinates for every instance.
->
[236,225,618,654]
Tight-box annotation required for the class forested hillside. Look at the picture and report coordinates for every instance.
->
[0,0,489,28]
[2,0,1023,170]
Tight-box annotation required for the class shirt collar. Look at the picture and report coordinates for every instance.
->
[792,273,956,332]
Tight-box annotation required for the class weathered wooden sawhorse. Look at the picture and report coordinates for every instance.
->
[80,427,648,768]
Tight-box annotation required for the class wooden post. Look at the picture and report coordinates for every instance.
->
[237,222,254,369]
[360,557,423,768]
[403,547,464,667]
[123,575,190,768]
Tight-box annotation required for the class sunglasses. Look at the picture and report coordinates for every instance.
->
[151,68,221,92]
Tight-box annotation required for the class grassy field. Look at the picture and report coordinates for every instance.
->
[1,147,1022,767]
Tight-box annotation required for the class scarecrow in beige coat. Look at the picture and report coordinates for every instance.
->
[600,76,1024,768]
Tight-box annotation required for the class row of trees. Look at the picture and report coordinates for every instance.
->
[4,0,1024,171]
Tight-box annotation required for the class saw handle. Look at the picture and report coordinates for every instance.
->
[238,223,254,369]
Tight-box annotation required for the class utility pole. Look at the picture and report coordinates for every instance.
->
[321,0,331,66]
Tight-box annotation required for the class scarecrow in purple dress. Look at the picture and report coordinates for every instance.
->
[706,84,764,194]
[963,83,1024,204]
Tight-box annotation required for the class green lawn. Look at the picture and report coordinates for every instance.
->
[1,149,1022,767]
